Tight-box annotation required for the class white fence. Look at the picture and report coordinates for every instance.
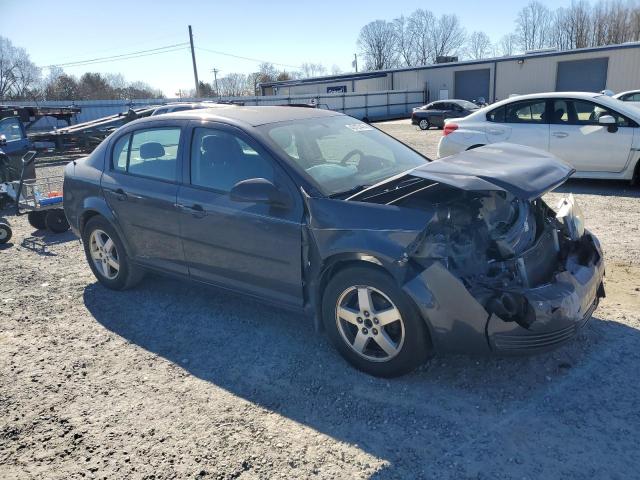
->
[9,89,426,129]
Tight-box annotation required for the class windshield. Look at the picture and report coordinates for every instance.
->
[261,116,428,196]
[456,100,480,110]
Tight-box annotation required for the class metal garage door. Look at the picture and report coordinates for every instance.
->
[454,69,490,101]
[556,58,608,92]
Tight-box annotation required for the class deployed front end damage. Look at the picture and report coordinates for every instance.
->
[307,143,605,355]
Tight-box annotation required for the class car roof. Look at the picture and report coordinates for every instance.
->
[141,105,343,127]
[499,92,602,102]
[613,90,640,98]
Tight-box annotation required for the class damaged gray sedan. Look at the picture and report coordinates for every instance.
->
[63,107,605,377]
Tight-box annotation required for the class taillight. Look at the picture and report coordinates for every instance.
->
[443,123,459,136]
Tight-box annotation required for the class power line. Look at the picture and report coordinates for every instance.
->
[195,46,301,69]
[43,43,190,68]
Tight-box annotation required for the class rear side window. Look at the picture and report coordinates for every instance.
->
[111,127,181,182]
[622,92,640,102]
[487,106,505,122]
[505,100,546,124]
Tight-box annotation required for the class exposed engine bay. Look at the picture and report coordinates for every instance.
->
[353,177,601,331]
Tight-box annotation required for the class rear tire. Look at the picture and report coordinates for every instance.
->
[322,265,430,377]
[0,223,12,244]
[28,211,47,230]
[45,209,70,233]
[82,216,144,290]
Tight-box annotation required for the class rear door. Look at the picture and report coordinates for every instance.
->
[0,116,31,182]
[177,122,304,307]
[548,98,634,172]
[484,99,550,150]
[101,123,187,274]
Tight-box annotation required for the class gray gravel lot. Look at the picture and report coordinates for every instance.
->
[1,121,639,479]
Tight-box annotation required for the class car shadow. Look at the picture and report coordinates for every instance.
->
[20,228,78,255]
[554,178,640,198]
[84,275,640,478]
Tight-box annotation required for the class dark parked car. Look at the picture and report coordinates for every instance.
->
[64,107,605,377]
[411,99,479,130]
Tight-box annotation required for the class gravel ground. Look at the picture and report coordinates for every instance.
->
[1,123,639,479]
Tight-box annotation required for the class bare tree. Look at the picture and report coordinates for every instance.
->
[0,36,40,100]
[408,9,435,66]
[331,64,342,75]
[357,20,397,70]
[498,33,518,56]
[300,63,327,78]
[393,15,415,66]
[466,31,493,59]
[218,73,248,97]
[515,1,551,51]
[430,14,466,62]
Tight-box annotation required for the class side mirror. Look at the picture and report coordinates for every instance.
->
[598,115,616,125]
[230,178,290,207]
[598,115,618,133]
[0,135,6,147]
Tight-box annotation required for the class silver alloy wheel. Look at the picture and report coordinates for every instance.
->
[0,227,7,240]
[419,119,429,130]
[89,229,120,280]
[335,285,405,362]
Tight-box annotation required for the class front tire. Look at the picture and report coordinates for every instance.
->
[418,119,430,130]
[82,216,144,290]
[322,265,430,377]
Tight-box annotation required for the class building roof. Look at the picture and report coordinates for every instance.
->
[261,41,640,89]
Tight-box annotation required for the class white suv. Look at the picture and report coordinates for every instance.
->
[437,92,640,183]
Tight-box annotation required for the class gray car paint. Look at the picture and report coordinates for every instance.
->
[64,107,605,356]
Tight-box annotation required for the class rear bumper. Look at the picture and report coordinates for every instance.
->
[436,135,468,158]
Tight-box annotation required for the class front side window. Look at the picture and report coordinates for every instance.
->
[111,127,180,182]
[190,128,274,192]
[262,116,427,196]
[571,100,631,127]
[550,100,570,124]
[0,117,24,141]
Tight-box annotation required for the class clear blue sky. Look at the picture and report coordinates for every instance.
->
[4,0,573,96]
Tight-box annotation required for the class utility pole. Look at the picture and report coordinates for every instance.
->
[212,68,220,97]
[188,25,200,97]
[353,53,358,73]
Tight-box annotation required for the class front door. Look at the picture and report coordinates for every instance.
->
[177,123,304,307]
[548,99,634,172]
[101,124,187,274]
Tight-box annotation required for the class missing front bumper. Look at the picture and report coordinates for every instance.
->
[403,233,605,355]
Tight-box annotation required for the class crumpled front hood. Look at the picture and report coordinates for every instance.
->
[410,143,575,200]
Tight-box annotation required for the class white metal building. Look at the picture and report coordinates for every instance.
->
[260,42,640,104]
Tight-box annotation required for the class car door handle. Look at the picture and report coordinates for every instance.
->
[176,203,206,218]
[106,188,128,201]
[487,129,504,135]
[552,132,569,138]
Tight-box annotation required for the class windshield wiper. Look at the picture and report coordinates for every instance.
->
[329,184,370,198]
